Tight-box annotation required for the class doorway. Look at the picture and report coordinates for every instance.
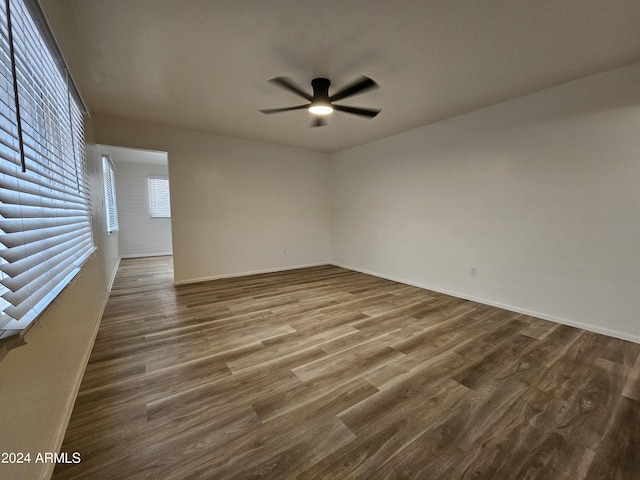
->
[98,144,173,260]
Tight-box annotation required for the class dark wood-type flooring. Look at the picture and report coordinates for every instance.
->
[53,257,640,479]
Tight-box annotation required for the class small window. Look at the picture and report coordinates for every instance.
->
[148,176,171,218]
[102,155,119,234]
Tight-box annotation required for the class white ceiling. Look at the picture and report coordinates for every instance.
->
[41,0,640,153]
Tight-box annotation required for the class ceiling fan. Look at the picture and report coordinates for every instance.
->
[260,76,381,127]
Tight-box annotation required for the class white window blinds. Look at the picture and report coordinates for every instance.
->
[148,176,171,218]
[0,0,94,340]
[102,155,119,234]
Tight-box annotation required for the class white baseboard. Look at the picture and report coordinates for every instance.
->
[174,262,329,286]
[120,252,173,259]
[331,262,640,345]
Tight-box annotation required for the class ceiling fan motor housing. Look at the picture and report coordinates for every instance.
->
[311,78,331,104]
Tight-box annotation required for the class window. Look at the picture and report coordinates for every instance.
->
[102,155,119,234]
[148,176,171,218]
[0,0,93,341]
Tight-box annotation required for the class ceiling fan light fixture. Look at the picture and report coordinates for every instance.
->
[261,76,380,126]
[308,103,333,115]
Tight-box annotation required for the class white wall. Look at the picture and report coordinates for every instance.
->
[331,62,640,343]
[92,116,332,284]
[0,118,119,480]
[101,150,174,258]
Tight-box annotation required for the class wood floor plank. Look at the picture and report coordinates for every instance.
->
[584,396,640,480]
[53,257,640,479]
[622,353,640,401]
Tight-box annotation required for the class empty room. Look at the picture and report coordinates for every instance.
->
[1,1,639,479]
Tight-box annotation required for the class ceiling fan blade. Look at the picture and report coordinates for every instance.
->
[333,104,381,118]
[311,117,327,127]
[330,76,378,102]
[260,104,310,114]
[268,77,313,101]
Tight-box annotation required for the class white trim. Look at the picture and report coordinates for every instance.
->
[120,252,173,259]
[174,262,329,286]
[331,262,640,345]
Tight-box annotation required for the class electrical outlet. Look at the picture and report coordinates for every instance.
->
[283,248,287,255]
[470,267,478,277]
